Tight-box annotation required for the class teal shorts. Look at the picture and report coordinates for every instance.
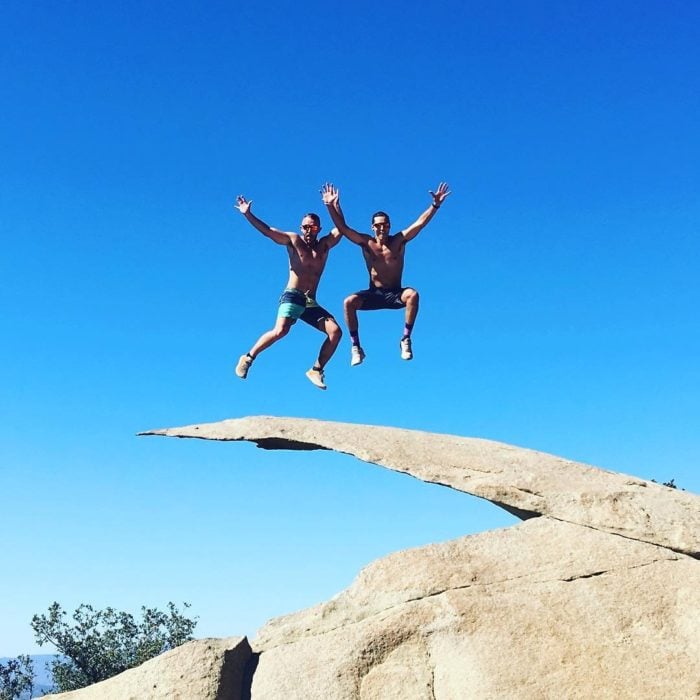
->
[277,288,335,327]
[278,288,307,320]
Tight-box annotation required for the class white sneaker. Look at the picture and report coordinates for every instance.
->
[400,337,413,360]
[350,345,365,366]
[305,367,327,390]
[235,354,253,378]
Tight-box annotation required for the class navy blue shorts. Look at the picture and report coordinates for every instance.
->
[352,286,408,310]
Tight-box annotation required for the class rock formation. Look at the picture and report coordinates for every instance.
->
[44,636,251,699]
[49,417,700,698]
[142,416,699,558]
[252,518,698,699]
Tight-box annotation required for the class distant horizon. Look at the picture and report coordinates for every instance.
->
[0,654,57,697]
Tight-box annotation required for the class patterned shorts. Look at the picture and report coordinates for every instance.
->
[277,288,335,327]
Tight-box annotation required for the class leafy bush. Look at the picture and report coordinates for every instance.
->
[0,655,33,700]
[31,602,197,693]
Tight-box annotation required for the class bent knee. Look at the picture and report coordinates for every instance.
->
[274,322,293,339]
[404,289,419,304]
[327,323,343,343]
[344,294,363,310]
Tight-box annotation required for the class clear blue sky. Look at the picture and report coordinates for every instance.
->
[2,0,699,656]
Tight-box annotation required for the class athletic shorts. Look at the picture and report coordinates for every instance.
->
[352,286,408,310]
[277,288,335,327]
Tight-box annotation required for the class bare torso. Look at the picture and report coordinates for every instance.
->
[285,235,331,296]
[361,234,406,288]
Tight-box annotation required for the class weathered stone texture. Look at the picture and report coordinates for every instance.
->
[43,636,251,700]
[71,415,696,699]
[251,518,699,699]
[141,416,700,558]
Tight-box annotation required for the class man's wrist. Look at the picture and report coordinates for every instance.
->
[431,202,441,209]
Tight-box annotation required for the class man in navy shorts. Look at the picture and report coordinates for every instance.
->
[233,195,342,389]
[321,182,450,365]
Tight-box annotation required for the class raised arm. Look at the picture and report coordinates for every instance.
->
[320,183,368,246]
[400,182,451,242]
[235,195,292,245]
[321,226,344,250]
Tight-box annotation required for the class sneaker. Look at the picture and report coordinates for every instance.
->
[235,354,253,378]
[305,367,327,390]
[400,337,413,360]
[350,345,365,367]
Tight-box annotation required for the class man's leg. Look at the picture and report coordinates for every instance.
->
[344,294,366,366]
[249,316,295,356]
[314,317,343,369]
[236,317,295,378]
[399,288,419,360]
[344,293,363,346]
[401,288,420,335]
[305,317,342,390]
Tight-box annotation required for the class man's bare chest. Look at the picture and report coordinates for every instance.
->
[290,244,326,269]
[366,242,402,266]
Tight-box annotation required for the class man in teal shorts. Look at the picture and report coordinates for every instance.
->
[233,195,342,390]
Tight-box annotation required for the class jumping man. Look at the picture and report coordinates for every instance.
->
[234,195,342,389]
[321,182,450,365]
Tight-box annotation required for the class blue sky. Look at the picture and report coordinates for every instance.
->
[2,0,699,656]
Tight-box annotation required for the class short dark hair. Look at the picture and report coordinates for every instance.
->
[303,212,321,226]
[371,211,390,225]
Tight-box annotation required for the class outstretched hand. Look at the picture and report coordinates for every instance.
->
[235,195,252,214]
[429,182,451,207]
[320,182,339,207]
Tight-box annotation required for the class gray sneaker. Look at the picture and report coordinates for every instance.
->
[305,367,327,390]
[400,337,413,360]
[235,354,253,378]
[350,345,366,366]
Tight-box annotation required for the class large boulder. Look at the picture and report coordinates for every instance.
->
[43,636,251,700]
[251,518,699,698]
[137,416,700,697]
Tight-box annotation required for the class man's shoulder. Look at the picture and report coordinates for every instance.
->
[318,232,338,246]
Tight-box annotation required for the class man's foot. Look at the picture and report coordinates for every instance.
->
[305,367,327,390]
[350,345,365,367]
[400,337,413,360]
[235,354,253,378]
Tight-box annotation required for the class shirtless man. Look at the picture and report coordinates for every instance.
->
[321,182,450,365]
[233,195,342,389]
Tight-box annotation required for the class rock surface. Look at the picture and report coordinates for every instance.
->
[43,636,251,700]
[251,518,700,699]
[66,414,695,699]
[140,416,699,558]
